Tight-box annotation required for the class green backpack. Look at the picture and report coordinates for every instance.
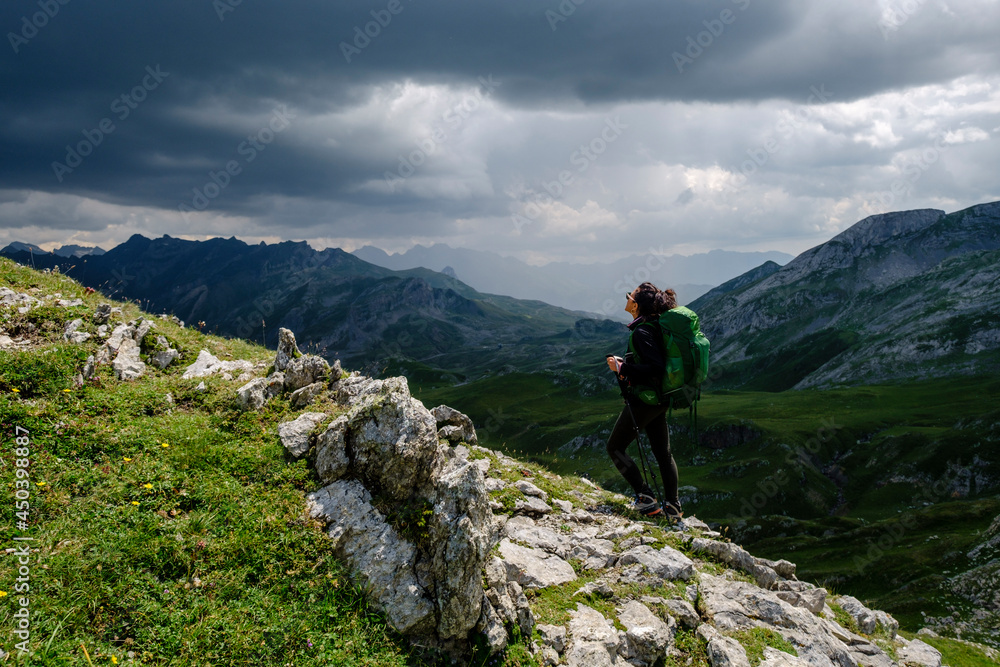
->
[628,306,711,410]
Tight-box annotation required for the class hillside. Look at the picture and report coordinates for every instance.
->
[690,202,1000,391]
[2,259,995,666]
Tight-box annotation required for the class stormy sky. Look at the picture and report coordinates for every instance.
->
[1,0,998,263]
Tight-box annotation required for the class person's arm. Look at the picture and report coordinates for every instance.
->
[619,324,664,386]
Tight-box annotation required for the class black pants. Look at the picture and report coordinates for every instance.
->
[606,400,679,507]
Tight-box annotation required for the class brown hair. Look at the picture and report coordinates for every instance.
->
[632,282,677,317]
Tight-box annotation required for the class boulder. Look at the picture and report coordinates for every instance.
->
[314,416,350,483]
[566,604,624,667]
[274,327,299,372]
[182,349,254,380]
[283,354,331,392]
[278,412,327,458]
[897,637,942,667]
[237,378,268,411]
[307,480,436,636]
[836,595,899,637]
[113,337,146,381]
[707,635,750,667]
[617,600,674,664]
[498,539,577,589]
[289,381,326,408]
[431,404,478,445]
[618,545,695,581]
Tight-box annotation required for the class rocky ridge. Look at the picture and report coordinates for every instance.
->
[246,327,950,665]
[692,202,1000,389]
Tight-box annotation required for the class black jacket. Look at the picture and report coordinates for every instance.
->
[620,315,665,390]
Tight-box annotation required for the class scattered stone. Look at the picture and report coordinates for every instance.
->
[237,378,268,411]
[707,634,751,667]
[182,349,254,380]
[515,480,548,501]
[574,580,614,598]
[537,623,567,652]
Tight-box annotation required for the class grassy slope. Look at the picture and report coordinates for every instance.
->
[0,260,432,666]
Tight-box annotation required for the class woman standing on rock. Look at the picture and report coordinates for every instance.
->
[605,282,682,519]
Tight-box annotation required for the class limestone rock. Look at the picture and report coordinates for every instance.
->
[289,381,326,408]
[182,349,254,380]
[427,454,493,639]
[537,623,567,652]
[283,354,331,392]
[758,647,810,667]
[113,337,146,381]
[274,327,300,372]
[278,412,327,458]
[315,416,350,483]
[707,635,750,667]
[431,404,478,445]
[237,378,268,411]
[836,595,899,637]
[498,539,577,589]
[306,480,436,636]
[897,637,942,667]
[618,545,695,581]
[566,604,623,667]
[475,598,508,656]
[63,318,91,343]
[689,538,780,589]
[617,599,674,664]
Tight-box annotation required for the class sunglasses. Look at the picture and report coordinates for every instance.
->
[625,293,635,302]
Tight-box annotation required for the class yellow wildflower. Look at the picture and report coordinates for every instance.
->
[144,483,153,489]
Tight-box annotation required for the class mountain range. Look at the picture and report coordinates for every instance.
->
[690,201,1000,391]
[0,234,622,380]
[3,201,998,393]
[353,244,793,319]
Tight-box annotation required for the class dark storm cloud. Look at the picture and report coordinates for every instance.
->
[1,0,998,253]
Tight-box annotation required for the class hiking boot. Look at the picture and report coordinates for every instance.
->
[662,502,684,522]
[632,493,663,517]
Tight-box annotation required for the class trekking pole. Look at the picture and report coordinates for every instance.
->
[609,358,664,507]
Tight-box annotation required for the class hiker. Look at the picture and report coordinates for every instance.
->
[605,282,682,519]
